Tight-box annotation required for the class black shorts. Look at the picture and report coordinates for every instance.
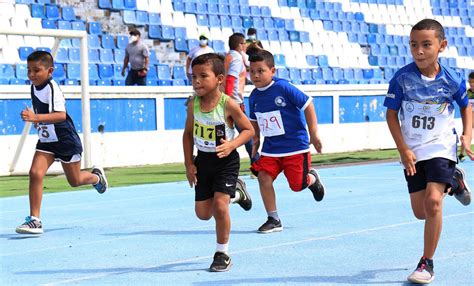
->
[194,150,240,201]
[404,157,456,193]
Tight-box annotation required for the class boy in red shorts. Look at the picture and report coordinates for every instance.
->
[248,50,325,233]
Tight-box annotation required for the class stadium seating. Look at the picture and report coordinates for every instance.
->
[0,0,472,86]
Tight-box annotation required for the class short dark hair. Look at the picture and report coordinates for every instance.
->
[247,28,257,36]
[27,50,54,68]
[129,29,141,37]
[411,19,445,41]
[249,49,274,68]
[191,53,225,76]
[229,33,245,50]
[469,71,474,80]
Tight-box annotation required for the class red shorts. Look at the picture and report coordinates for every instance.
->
[251,152,312,192]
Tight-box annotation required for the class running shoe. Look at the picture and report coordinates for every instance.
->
[92,166,108,194]
[15,216,43,234]
[407,257,434,284]
[449,166,471,206]
[308,169,325,202]
[257,217,283,233]
[236,178,252,211]
[209,252,232,272]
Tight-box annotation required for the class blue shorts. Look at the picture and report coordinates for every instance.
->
[404,158,455,193]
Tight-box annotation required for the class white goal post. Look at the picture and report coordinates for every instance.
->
[0,28,92,173]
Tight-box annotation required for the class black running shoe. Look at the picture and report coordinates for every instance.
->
[449,166,471,206]
[308,169,325,202]
[236,178,252,211]
[209,252,232,272]
[257,217,283,233]
[92,166,108,194]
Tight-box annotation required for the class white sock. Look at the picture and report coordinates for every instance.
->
[30,215,41,221]
[94,174,100,185]
[216,242,229,254]
[308,172,317,185]
[230,189,241,204]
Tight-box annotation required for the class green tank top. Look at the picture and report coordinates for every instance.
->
[193,93,235,152]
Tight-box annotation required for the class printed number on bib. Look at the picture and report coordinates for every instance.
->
[193,120,225,148]
[255,111,285,137]
[411,115,435,130]
[403,101,450,143]
[38,124,59,143]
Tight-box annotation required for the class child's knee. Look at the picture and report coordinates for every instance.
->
[413,209,425,220]
[29,167,45,180]
[212,200,229,219]
[195,209,212,220]
[424,196,442,217]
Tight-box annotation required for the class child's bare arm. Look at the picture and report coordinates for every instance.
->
[216,99,254,158]
[460,105,474,160]
[21,107,66,123]
[182,99,197,187]
[251,120,260,158]
[386,109,417,175]
[304,103,322,153]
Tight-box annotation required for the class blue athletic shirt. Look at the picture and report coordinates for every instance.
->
[249,77,313,156]
[384,62,468,162]
[32,77,83,156]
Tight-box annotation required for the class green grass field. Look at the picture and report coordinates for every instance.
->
[0,149,400,198]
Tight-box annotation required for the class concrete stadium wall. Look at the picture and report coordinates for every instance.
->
[0,84,464,175]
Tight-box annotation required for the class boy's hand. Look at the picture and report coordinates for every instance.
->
[185,164,197,187]
[216,138,235,158]
[460,134,474,160]
[20,107,36,122]
[310,134,323,153]
[400,148,417,176]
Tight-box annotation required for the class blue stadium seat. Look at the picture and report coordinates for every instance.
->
[240,5,251,16]
[123,0,136,10]
[196,3,207,13]
[88,35,101,49]
[71,20,86,30]
[149,13,161,25]
[317,55,328,67]
[116,35,129,49]
[389,46,398,56]
[300,68,316,84]
[354,12,364,21]
[45,4,60,20]
[220,15,231,28]
[284,19,295,30]
[147,66,158,80]
[187,39,199,51]
[31,4,45,18]
[101,34,116,49]
[264,17,274,29]
[111,0,125,10]
[98,0,112,9]
[15,64,28,80]
[36,47,52,53]
[231,16,242,29]
[0,64,15,80]
[172,79,186,86]
[18,46,35,61]
[174,37,189,53]
[88,49,100,63]
[97,79,112,86]
[68,48,80,63]
[157,64,172,80]
[250,6,261,16]
[173,0,184,11]
[277,29,289,41]
[321,68,333,81]
[173,65,186,79]
[42,20,57,29]
[343,68,354,80]
[257,29,267,41]
[196,14,209,26]
[113,64,125,79]
[277,68,290,81]
[88,22,102,34]
[57,20,72,30]
[55,48,70,63]
[89,64,99,81]
[157,79,172,86]
[212,40,226,54]
[332,67,343,81]
[71,39,81,48]
[218,4,229,14]
[112,79,124,85]
[274,54,286,66]
[98,64,113,79]
[10,79,26,85]
[67,63,81,80]
[268,30,278,41]
[306,55,317,66]
[209,15,220,27]
[174,27,187,39]
[368,55,378,66]
[299,31,310,42]
[363,69,374,79]
[242,16,253,28]
[100,49,114,64]
[184,2,196,13]
[261,6,271,17]
[62,6,75,21]
[229,4,239,15]
[312,68,323,81]
[123,10,136,24]
[253,17,264,29]
[149,50,159,65]
[53,63,66,81]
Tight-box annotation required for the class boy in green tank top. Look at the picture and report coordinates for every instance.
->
[182,53,255,272]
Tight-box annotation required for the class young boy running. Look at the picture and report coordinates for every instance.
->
[182,53,254,272]
[384,19,472,284]
[248,49,325,234]
[458,71,474,161]
[16,51,107,235]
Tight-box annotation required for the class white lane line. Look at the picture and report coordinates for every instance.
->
[40,211,473,285]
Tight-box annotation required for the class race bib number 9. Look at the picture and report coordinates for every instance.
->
[193,120,225,149]
[37,124,59,143]
[255,111,285,137]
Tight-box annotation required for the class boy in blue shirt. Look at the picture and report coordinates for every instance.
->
[384,19,472,284]
[16,51,107,235]
[248,50,325,234]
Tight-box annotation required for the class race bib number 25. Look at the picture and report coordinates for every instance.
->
[37,124,59,143]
